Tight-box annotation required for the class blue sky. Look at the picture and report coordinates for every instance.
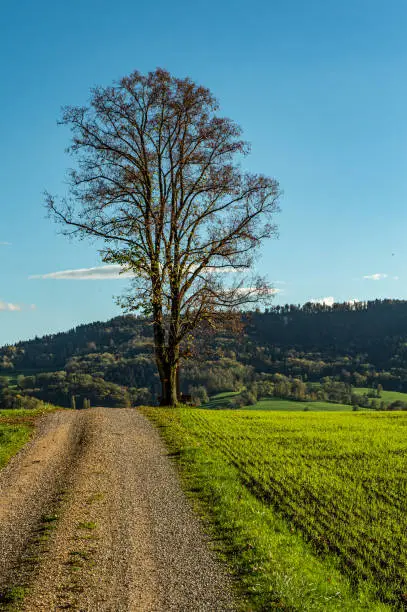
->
[1,0,407,345]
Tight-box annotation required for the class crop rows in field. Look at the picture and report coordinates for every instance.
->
[179,409,407,607]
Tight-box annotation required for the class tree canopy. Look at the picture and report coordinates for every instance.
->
[47,68,281,404]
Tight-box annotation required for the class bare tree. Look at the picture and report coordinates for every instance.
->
[46,68,281,406]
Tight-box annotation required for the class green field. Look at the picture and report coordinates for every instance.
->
[248,397,353,411]
[205,386,407,412]
[202,391,240,408]
[0,406,56,470]
[143,407,407,610]
[354,387,407,406]
[204,392,354,411]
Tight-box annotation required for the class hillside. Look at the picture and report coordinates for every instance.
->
[2,299,407,408]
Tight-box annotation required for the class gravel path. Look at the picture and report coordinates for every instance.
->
[0,408,236,611]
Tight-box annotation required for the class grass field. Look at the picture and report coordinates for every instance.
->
[204,392,354,411]
[0,406,56,470]
[354,387,407,405]
[205,386,407,412]
[247,397,353,411]
[143,407,407,610]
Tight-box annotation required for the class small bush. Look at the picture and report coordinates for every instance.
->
[188,385,209,405]
[387,400,407,411]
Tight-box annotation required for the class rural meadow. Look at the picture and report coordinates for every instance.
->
[1,1,407,610]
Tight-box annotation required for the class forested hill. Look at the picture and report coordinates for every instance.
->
[2,299,407,407]
[0,316,153,373]
[248,299,407,369]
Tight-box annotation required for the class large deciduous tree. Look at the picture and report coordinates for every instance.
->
[46,68,281,406]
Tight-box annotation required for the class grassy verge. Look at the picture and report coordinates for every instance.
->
[0,405,57,470]
[141,407,390,611]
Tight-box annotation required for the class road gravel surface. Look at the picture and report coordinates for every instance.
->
[0,408,236,611]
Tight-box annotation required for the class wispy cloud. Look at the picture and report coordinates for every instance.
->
[0,300,22,312]
[236,287,281,296]
[393,276,399,281]
[310,296,335,307]
[30,263,249,281]
[202,266,239,274]
[0,241,11,246]
[363,273,387,280]
[30,264,285,292]
[30,264,136,281]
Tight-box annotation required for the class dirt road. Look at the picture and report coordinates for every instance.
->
[0,408,236,611]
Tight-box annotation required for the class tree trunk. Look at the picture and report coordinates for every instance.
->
[159,361,178,406]
[152,292,180,407]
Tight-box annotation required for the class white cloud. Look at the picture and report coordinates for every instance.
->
[235,287,281,296]
[30,263,258,281]
[203,266,236,272]
[0,241,11,246]
[310,296,335,307]
[30,264,284,293]
[363,273,387,280]
[0,301,22,312]
[310,297,362,307]
[393,276,399,281]
[30,264,136,281]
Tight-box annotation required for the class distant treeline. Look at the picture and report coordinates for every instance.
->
[1,299,407,407]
